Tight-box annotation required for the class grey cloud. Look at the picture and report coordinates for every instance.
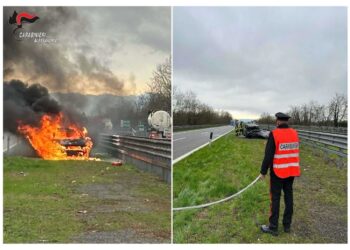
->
[80,7,171,53]
[174,7,347,117]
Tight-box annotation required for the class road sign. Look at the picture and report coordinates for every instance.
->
[138,124,145,131]
[121,120,131,128]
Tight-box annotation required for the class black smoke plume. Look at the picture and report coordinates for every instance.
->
[4,7,125,95]
[4,79,61,133]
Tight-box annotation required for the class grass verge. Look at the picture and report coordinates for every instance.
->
[173,132,347,243]
[4,157,170,243]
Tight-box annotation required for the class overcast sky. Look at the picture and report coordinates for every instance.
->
[173,7,347,119]
[4,7,170,95]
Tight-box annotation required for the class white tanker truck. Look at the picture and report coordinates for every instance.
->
[147,110,171,139]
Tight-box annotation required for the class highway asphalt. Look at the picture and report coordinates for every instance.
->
[173,125,234,161]
[3,132,20,153]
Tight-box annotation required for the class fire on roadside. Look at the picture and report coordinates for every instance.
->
[18,112,96,160]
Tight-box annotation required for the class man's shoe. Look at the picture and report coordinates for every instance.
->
[260,225,278,236]
[284,227,291,233]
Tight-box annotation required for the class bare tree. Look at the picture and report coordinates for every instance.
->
[147,57,171,113]
[311,102,326,124]
[328,93,347,127]
[289,105,301,125]
[257,112,275,124]
[173,85,183,112]
[285,93,347,127]
[300,104,311,125]
[183,90,198,113]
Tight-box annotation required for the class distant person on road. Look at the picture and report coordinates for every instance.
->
[235,121,240,136]
[235,121,244,136]
[259,112,301,236]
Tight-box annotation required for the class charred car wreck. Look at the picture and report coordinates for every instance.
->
[59,137,92,157]
[56,128,93,158]
[243,123,270,139]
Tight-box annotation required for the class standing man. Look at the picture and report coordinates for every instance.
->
[235,121,239,136]
[260,112,301,236]
[235,120,241,136]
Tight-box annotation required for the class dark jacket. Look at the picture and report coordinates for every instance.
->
[260,123,289,175]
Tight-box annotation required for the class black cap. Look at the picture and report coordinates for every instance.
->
[275,112,291,121]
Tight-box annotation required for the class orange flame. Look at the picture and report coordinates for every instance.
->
[18,112,93,160]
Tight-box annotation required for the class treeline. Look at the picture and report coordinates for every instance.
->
[257,93,347,127]
[173,88,232,126]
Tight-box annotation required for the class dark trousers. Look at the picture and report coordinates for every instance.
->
[269,171,294,229]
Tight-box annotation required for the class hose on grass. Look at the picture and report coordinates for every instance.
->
[173,175,261,211]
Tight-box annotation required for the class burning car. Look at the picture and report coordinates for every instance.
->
[58,134,93,158]
[18,113,94,160]
[243,123,270,139]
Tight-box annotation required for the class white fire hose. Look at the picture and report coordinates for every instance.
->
[173,175,261,211]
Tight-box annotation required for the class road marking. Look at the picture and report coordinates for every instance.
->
[174,131,191,135]
[3,142,18,152]
[173,128,234,164]
[174,137,186,142]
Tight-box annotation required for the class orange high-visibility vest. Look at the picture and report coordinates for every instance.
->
[272,128,301,178]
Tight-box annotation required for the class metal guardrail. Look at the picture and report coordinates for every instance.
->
[99,134,171,182]
[259,124,347,135]
[297,130,347,157]
[259,124,347,158]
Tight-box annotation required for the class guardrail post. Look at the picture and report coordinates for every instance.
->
[209,132,213,146]
[7,135,10,154]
